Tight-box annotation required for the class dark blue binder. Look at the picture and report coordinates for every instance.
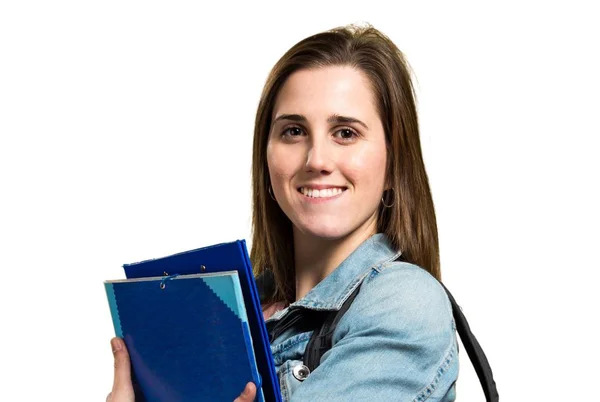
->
[107,240,281,402]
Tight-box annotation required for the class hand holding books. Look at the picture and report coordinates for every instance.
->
[104,240,280,401]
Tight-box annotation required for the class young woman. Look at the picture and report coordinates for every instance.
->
[108,24,458,402]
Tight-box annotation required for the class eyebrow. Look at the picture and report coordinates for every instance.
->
[272,113,369,130]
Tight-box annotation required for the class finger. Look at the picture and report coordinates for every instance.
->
[233,382,256,402]
[111,337,134,400]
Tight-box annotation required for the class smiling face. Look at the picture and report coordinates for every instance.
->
[266,65,388,241]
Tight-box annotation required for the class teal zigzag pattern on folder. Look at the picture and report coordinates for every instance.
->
[105,283,123,338]
[202,275,247,322]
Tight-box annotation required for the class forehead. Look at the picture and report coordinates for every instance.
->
[272,66,378,120]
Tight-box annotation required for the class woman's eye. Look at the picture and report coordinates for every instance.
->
[335,128,358,141]
[282,126,304,137]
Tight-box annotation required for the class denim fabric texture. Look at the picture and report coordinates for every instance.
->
[265,233,459,401]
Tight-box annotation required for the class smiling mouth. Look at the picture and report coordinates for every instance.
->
[297,187,347,199]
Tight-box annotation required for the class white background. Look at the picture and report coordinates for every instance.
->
[1,1,598,400]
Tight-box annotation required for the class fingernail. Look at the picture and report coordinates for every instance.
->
[111,338,122,352]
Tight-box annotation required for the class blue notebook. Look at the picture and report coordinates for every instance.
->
[105,240,282,402]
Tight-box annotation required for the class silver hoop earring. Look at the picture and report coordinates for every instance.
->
[381,188,395,208]
[268,185,276,201]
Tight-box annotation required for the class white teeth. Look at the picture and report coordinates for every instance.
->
[299,187,344,198]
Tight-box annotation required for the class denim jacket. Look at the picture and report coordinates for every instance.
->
[264,233,459,401]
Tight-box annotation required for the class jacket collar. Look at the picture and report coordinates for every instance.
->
[290,232,401,311]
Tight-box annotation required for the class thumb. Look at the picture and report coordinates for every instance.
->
[233,382,256,402]
[110,337,134,401]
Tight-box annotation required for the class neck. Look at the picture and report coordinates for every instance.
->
[293,217,378,301]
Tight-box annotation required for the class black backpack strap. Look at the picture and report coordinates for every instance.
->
[439,283,499,402]
[304,285,361,371]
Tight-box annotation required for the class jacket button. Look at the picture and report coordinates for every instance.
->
[292,364,310,381]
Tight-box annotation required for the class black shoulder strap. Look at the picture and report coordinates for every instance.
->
[304,285,361,371]
[438,282,499,402]
[303,273,499,401]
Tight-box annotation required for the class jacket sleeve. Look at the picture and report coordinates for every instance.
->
[289,262,459,402]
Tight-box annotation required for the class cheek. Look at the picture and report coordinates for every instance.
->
[267,143,299,185]
[344,146,387,188]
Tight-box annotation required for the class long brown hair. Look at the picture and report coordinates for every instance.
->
[251,24,440,305]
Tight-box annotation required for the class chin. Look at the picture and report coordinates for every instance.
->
[295,221,351,240]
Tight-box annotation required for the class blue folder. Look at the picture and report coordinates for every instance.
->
[107,240,281,402]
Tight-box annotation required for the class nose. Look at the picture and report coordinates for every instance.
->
[305,137,334,174]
